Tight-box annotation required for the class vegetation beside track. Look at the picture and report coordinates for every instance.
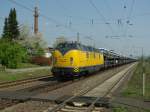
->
[113,106,150,112]
[122,58,150,99]
[0,69,51,83]
[17,63,40,68]
[113,106,128,112]
[0,8,49,69]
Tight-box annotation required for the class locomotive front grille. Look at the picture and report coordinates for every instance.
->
[74,67,79,72]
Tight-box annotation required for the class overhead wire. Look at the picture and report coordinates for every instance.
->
[56,0,113,48]
[56,0,97,28]
[116,0,128,38]
[103,0,113,19]
[123,0,135,37]
[103,0,123,39]
[87,0,120,49]
[6,0,128,50]
[55,0,73,28]
[127,0,135,18]
[7,0,33,12]
[88,0,121,51]
[88,0,115,34]
[7,0,84,36]
[56,0,71,17]
[7,0,63,26]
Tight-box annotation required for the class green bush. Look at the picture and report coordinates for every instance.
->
[0,39,28,68]
[113,106,128,112]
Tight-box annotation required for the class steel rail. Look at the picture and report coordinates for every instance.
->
[0,75,52,89]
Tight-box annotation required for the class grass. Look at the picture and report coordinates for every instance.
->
[113,106,150,112]
[113,106,128,112]
[0,69,51,83]
[17,63,41,68]
[122,59,150,99]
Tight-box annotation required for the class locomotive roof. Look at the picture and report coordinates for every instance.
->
[55,41,134,59]
[56,41,100,52]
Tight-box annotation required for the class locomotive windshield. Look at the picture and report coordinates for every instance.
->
[55,42,100,54]
[56,42,78,49]
[55,42,79,54]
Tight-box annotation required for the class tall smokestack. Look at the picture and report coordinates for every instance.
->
[34,6,39,35]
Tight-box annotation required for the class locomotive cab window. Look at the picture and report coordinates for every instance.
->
[55,42,79,54]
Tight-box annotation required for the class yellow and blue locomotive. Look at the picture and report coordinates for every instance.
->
[51,41,135,79]
[51,41,104,78]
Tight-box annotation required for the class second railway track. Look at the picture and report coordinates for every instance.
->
[0,75,56,89]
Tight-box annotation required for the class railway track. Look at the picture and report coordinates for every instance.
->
[0,99,25,110]
[43,63,136,112]
[0,78,74,111]
[0,64,136,112]
[0,75,53,89]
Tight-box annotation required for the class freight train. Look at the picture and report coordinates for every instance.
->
[51,41,135,79]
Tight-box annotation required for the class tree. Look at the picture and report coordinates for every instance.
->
[2,8,20,40]
[8,8,20,40]
[0,39,28,68]
[17,25,47,56]
[34,42,44,56]
[29,34,46,56]
[2,18,10,39]
[18,24,31,40]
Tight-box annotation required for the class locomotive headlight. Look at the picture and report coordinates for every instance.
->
[70,57,73,65]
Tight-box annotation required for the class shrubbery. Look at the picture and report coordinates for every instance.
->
[0,8,47,69]
[0,39,28,68]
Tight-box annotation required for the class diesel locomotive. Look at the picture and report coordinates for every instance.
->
[51,41,134,78]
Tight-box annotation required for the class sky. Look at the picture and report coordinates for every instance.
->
[0,0,150,57]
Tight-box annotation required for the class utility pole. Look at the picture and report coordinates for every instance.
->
[142,47,145,96]
[34,6,39,35]
[84,36,95,48]
[143,73,145,96]
[77,32,80,43]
